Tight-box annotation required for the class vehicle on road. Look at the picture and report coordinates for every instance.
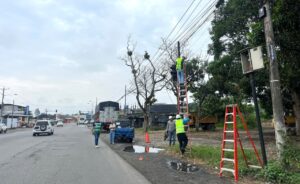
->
[0,123,7,133]
[98,101,119,131]
[77,114,87,125]
[56,121,64,127]
[115,119,134,143]
[33,120,54,136]
[85,119,94,127]
[189,113,217,131]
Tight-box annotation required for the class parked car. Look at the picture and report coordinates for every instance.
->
[114,119,134,143]
[0,123,7,133]
[56,121,64,127]
[85,120,94,127]
[50,120,58,126]
[33,120,54,136]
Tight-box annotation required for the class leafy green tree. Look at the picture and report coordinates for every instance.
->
[199,0,300,165]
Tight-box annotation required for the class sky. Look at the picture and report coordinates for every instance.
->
[0,0,214,114]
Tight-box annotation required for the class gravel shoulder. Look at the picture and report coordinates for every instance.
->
[101,132,232,184]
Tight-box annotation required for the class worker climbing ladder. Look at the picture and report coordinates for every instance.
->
[220,104,263,182]
[175,55,193,159]
[176,58,189,115]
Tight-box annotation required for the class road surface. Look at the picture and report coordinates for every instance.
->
[0,123,150,184]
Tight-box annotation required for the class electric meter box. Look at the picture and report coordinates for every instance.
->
[240,46,264,74]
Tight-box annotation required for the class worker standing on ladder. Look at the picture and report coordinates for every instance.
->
[176,57,184,85]
[175,114,189,157]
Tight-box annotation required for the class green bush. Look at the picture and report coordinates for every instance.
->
[260,144,300,184]
[261,162,292,184]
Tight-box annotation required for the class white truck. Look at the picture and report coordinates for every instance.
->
[77,114,86,125]
[98,101,119,131]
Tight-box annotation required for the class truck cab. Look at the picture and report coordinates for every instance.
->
[77,115,86,125]
[114,119,134,143]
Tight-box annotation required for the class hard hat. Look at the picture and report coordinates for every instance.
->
[176,114,181,119]
[169,116,173,120]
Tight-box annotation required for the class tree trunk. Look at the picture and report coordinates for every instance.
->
[292,91,300,136]
[143,113,149,132]
[195,119,200,132]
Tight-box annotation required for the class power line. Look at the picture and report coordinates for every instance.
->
[122,1,218,102]
[153,0,217,64]
[171,0,204,42]
[151,0,198,62]
[177,1,217,43]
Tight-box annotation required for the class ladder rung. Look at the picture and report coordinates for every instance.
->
[225,121,234,124]
[224,139,234,142]
[222,158,235,162]
[226,113,233,116]
[180,95,186,97]
[221,168,235,173]
[224,131,234,133]
[223,149,234,152]
[248,165,262,169]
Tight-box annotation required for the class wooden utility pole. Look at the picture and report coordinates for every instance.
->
[262,0,286,159]
[0,87,8,123]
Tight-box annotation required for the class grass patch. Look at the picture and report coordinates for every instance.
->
[168,142,300,183]
[170,144,261,168]
[169,144,264,180]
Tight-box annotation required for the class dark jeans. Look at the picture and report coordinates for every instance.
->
[177,133,188,154]
[94,132,100,145]
[168,130,176,146]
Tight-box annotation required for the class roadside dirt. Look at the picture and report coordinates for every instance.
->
[101,124,283,184]
[101,134,232,184]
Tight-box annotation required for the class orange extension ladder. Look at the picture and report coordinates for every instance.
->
[219,104,263,182]
[176,62,193,159]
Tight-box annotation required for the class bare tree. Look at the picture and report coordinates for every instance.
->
[121,38,167,132]
[160,39,207,101]
[160,39,189,97]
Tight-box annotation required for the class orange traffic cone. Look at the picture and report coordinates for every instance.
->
[145,145,150,153]
[145,132,151,143]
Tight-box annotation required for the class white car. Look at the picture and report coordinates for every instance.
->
[0,123,7,133]
[33,120,54,136]
[56,121,64,127]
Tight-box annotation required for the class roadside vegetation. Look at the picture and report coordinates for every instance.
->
[167,140,300,184]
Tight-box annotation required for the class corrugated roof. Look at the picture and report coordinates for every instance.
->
[150,104,177,113]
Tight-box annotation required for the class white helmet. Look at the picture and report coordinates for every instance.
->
[169,116,173,120]
[176,114,181,119]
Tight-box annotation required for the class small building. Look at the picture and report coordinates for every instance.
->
[149,104,177,128]
[0,104,31,128]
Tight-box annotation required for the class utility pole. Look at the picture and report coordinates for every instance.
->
[177,41,181,114]
[125,85,127,114]
[11,99,15,128]
[250,73,267,165]
[0,87,8,123]
[177,41,181,57]
[261,0,285,159]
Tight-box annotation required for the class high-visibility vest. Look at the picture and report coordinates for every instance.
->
[175,119,185,134]
[94,123,102,133]
[176,57,183,70]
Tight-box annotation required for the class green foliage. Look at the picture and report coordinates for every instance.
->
[261,162,292,184]
[192,0,300,124]
[260,144,300,184]
[282,140,300,170]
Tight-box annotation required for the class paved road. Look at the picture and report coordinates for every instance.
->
[0,124,151,184]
